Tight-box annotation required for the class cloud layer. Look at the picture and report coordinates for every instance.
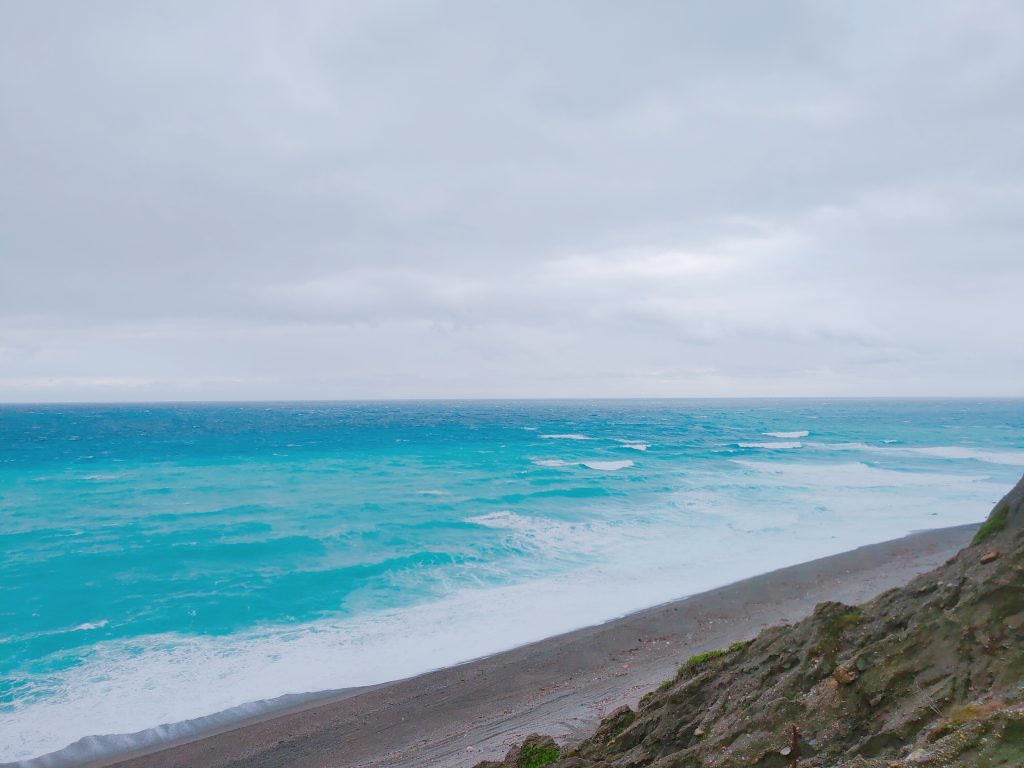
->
[1,1,1022,400]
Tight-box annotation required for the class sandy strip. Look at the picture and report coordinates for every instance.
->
[93,524,975,768]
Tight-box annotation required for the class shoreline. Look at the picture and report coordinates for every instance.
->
[50,523,977,768]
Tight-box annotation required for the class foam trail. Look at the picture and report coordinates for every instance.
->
[738,441,802,449]
[908,446,1024,466]
[763,431,808,439]
[808,441,1024,467]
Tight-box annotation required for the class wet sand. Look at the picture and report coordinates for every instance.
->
[95,524,975,768]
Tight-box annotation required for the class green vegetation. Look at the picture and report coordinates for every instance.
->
[972,500,1010,545]
[681,648,726,671]
[675,641,749,679]
[518,741,559,768]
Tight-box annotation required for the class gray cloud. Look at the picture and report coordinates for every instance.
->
[1,1,1022,400]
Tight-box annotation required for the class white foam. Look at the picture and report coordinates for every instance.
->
[907,446,1024,466]
[731,459,991,488]
[540,434,592,440]
[763,431,809,439]
[531,459,635,471]
[738,441,802,449]
[464,510,610,558]
[808,441,1024,467]
[581,460,635,471]
[616,440,649,451]
[70,620,108,632]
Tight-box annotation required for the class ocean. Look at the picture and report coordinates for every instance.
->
[1,399,1022,765]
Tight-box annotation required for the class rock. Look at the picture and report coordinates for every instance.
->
[907,747,932,763]
[694,726,705,738]
[833,665,858,684]
[980,550,999,564]
[592,705,635,744]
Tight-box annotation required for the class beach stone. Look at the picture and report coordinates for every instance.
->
[980,550,999,564]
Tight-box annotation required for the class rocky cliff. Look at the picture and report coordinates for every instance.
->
[477,475,1024,768]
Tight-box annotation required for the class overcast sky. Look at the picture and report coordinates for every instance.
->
[1,1,1022,402]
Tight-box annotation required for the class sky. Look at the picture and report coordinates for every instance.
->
[1,1,1023,402]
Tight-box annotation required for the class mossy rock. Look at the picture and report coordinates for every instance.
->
[516,735,560,768]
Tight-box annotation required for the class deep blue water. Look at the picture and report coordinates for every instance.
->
[2,399,1022,764]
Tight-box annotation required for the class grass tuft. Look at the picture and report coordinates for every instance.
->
[972,500,1010,545]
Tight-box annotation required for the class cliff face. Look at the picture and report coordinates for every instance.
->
[479,476,1024,768]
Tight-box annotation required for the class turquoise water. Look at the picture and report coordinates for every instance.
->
[2,399,1022,764]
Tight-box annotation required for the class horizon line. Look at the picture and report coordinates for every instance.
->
[2,395,1023,407]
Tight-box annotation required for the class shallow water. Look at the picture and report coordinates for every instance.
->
[1,399,1022,764]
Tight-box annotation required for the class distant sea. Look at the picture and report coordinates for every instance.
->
[2,399,1022,765]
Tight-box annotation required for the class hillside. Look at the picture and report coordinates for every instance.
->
[478,476,1024,768]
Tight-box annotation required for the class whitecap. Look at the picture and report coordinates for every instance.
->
[540,434,593,440]
[71,620,109,632]
[763,431,808,439]
[615,439,649,451]
[581,460,634,471]
[737,441,802,449]
[531,459,576,468]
